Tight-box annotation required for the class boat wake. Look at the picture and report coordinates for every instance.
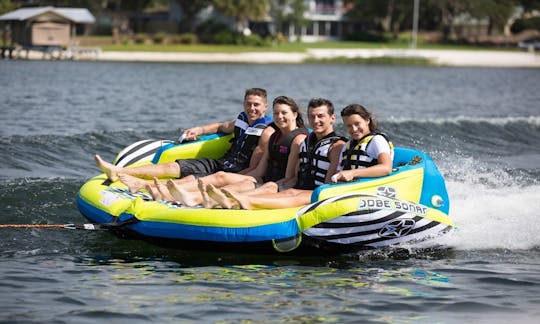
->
[441,181,540,250]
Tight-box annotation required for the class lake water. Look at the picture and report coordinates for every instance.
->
[1,60,540,323]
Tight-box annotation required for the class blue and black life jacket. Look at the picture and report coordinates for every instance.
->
[219,112,273,173]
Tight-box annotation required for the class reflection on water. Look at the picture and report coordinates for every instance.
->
[59,255,454,322]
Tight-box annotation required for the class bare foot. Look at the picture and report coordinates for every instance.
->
[95,154,120,182]
[145,183,161,201]
[167,179,201,207]
[207,184,238,209]
[153,178,176,201]
[118,173,147,193]
[222,188,252,210]
[198,179,217,208]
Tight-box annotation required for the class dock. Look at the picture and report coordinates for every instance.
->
[2,45,101,60]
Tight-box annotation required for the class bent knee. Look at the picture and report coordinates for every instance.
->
[214,171,228,181]
[165,162,181,177]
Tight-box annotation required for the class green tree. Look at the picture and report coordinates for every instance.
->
[344,0,414,40]
[212,0,269,33]
[344,0,391,31]
[423,0,468,41]
[174,0,212,32]
[518,0,540,16]
[0,0,16,15]
[466,0,517,35]
[27,0,168,12]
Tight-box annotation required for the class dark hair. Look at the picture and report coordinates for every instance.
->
[307,98,334,115]
[272,95,305,128]
[340,104,378,131]
[245,88,267,102]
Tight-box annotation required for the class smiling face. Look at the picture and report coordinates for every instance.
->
[243,94,268,123]
[307,105,335,138]
[342,114,370,140]
[273,103,297,131]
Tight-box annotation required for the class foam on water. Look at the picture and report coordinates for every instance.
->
[443,182,540,250]
[435,150,540,250]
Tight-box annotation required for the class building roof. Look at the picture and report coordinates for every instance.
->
[0,6,95,24]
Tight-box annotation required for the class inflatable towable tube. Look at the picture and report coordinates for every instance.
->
[77,133,454,254]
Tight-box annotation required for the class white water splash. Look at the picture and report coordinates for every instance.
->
[440,181,540,250]
[428,150,540,251]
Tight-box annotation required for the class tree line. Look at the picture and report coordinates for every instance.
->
[345,0,540,42]
[2,0,540,43]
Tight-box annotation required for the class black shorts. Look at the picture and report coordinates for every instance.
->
[175,158,222,178]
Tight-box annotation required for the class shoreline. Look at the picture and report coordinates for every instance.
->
[10,47,540,67]
[307,48,540,67]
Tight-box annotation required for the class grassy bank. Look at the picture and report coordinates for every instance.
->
[304,56,434,66]
[78,36,505,53]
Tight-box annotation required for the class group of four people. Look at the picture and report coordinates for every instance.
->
[95,88,394,210]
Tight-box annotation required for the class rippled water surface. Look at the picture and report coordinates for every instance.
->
[1,60,540,323]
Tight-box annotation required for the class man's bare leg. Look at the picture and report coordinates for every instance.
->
[95,155,121,182]
[119,172,199,194]
[94,154,180,181]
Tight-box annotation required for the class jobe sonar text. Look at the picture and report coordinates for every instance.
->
[358,198,428,215]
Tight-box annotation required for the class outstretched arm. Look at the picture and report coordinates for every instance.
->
[182,119,236,141]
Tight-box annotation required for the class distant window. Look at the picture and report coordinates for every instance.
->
[315,0,337,15]
[330,21,338,36]
[306,22,314,35]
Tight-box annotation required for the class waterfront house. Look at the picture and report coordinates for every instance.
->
[0,6,95,48]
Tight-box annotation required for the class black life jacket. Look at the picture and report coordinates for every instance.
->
[264,127,308,182]
[341,132,394,170]
[219,112,273,173]
[295,131,345,190]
